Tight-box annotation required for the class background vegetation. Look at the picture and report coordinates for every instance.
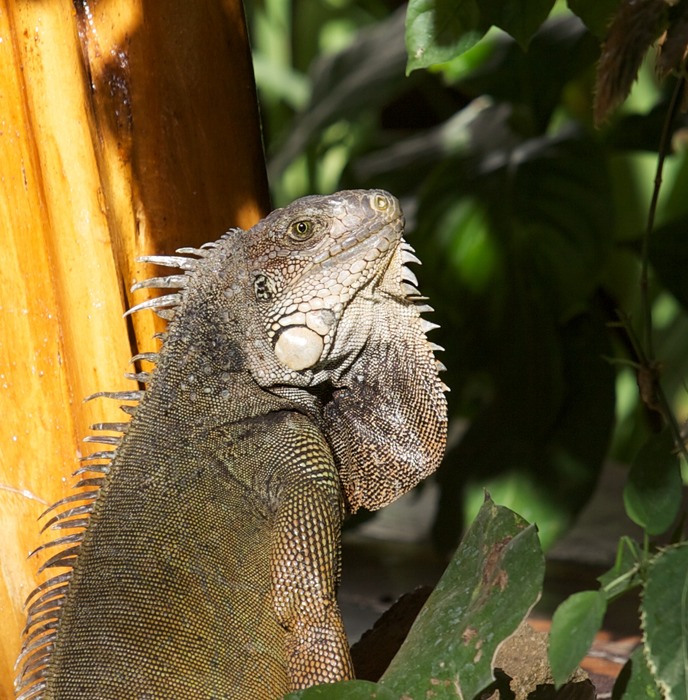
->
[2,0,683,696]
[247,0,688,697]
[248,0,688,547]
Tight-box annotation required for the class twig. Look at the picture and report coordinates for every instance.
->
[637,74,688,460]
[640,76,686,361]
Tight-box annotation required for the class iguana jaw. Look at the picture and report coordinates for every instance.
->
[270,219,406,374]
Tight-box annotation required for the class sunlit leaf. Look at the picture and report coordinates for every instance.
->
[405,0,560,73]
[405,0,484,73]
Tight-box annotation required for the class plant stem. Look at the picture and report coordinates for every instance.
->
[636,76,688,462]
[640,76,685,362]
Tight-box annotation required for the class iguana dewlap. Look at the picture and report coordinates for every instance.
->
[16,189,447,699]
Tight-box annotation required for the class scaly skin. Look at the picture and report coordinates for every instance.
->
[16,189,447,699]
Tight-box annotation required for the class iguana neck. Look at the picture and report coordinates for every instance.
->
[141,236,290,426]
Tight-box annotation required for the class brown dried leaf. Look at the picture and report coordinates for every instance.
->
[657,1,688,79]
[636,361,664,415]
[594,0,669,125]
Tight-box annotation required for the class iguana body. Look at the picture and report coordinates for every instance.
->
[16,190,447,699]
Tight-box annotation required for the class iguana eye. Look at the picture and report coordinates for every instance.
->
[289,220,314,241]
[373,194,389,211]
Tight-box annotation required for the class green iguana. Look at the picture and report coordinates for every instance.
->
[15,189,447,699]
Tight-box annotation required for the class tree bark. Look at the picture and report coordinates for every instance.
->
[0,1,269,693]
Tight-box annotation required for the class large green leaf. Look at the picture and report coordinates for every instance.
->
[421,126,615,551]
[506,130,613,316]
[430,288,565,550]
[549,590,607,687]
[456,15,598,133]
[427,125,613,358]
[380,496,544,699]
[418,127,613,320]
[543,313,616,509]
[405,0,559,73]
[285,680,397,699]
[623,429,682,535]
[642,544,688,700]
[453,310,616,552]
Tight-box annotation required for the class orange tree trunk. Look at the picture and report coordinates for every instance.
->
[0,1,269,694]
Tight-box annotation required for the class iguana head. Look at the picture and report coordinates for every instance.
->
[243,189,404,377]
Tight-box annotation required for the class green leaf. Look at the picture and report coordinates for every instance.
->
[405,0,485,73]
[549,590,607,687]
[642,543,688,700]
[481,0,556,48]
[623,429,682,536]
[270,9,409,180]
[284,680,397,699]
[567,0,620,38]
[418,129,612,320]
[508,131,613,316]
[380,496,544,699]
[404,0,561,73]
[422,128,615,552]
[540,311,616,532]
[463,471,571,552]
[456,15,598,133]
[457,315,615,549]
[613,645,663,700]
